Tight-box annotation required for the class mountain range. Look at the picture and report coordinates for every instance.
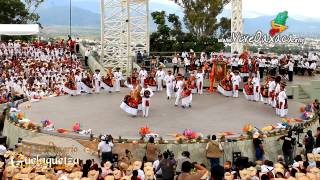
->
[37,0,320,37]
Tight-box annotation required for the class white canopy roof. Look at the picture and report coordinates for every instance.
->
[0,24,39,35]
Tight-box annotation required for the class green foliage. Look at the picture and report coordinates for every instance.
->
[0,0,44,24]
[181,0,229,37]
[150,11,225,52]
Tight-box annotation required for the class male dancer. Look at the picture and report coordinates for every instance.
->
[140,83,154,118]
[155,67,165,91]
[164,70,175,99]
[93,69,101,93]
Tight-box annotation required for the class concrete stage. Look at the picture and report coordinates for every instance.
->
[20,90,302,139]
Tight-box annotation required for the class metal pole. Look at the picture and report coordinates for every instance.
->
[100,0,105,64]
[146,0,150,56]
[69,0,72,37]
[127,0,131,77]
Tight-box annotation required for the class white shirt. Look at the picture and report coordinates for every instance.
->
[98,141,114,152]
[285,61,294,71]
[259,58,266,68]
[268,81,276,92]
[278,90,287,102]
[140,87,154,98]
[310,62,317,70]
[85,50,90,57]
[172,57,181,65]
[232,57,239,67]
[231,75,241,86]
[184,58,190,66]
[156,70,165,79]
[75,75,82,83]
[175,80,184,92]
[253,77,260,87]
[0,145,7,155]
[139,70,148,79]
[153,160,162,175]
[164,74,175,85]
[196,72,204,82]
[93,73,101,82]
[114,71,123,81]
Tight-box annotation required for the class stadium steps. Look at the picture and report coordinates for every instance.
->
[297,86,311,100]
[76,52,90,71]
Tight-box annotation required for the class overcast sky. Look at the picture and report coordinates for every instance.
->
[150,0,320,20]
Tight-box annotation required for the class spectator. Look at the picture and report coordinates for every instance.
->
[152,154,163,179]
[304,130,315,157]
[156,151,175,180]
[316,127,320,148]
[253,132,264,161]
[84,49,90,66]
[98,135,114,162]
[145,137,160,162]
[177,161,208,180]
[206,135,223,170]
[278,130,296,165]
[175,151,191,175]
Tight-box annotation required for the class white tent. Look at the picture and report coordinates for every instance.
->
[0,24,39,35]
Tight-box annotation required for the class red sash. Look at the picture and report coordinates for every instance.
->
[256,87,259,93]
[280,101,283,109]
[235,85,239,90]
[145,100,149,107]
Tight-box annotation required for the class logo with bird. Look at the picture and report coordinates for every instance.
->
[269,11,288,37]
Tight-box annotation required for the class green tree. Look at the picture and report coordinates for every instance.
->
[0,0,44,24]
[181,0,229,37]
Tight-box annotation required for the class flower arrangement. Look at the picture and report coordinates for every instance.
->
[182,129,199,139]
[72,123,81,132]
[57,128,68,133]
[139,126,151,136]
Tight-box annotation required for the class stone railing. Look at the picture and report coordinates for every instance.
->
[3,109,318,166]
[79,44,106,76]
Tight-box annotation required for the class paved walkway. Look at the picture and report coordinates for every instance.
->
[20,89,302,139]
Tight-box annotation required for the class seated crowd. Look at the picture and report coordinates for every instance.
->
[0,39,85,104]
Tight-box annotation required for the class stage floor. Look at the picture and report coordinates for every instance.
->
[20,90,302,139]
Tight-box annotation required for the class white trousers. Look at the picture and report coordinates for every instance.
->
[279,100,287,117]
[253,86,260,101]
[196,80,203,94]
[157,79,163,91]
[175,90,182,105]
[115,80,121,92]
[166,84,173,98]
[76,82,82,95]
[140,78,145,87]
[95,81,100,93]
[142,98,150,117]
[233,84,239,98]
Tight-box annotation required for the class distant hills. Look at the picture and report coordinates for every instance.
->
[37,0,320,37]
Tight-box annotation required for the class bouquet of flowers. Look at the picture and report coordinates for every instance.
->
[72,122,81,132]
[139,126,151,136]
[182,129,199,139]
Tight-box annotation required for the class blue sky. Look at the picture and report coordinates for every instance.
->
[69,0,320,21]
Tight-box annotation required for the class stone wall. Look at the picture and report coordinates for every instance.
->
[4,113,319,166]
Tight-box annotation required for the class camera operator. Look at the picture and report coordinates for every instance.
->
[278,130,296,165]
[98,135,114,162]
[303,130,315,157]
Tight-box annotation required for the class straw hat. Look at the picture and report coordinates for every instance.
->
[119,162,128,171]
[5,166,18,178]
[68,171,83,179]
[104,161,112,169]
[310,167,320,174]
[314,153,320,161]
[145,169,154,180]
[296,173,306,178]
[247,167,257,177]
[0,161,4,168]
[307,153,315,162]
[34,175,51,180]
[21,167,33,174]
[120,176,131,180]
[297,176,311,180]
[81,178,91,180]
[104,175,115,180]
[113,169,122,179]
[275,167,285,175]
[125,166,133,176]
[274,163,284,169]
[133,161,142,170]
[88,170,99,180]
[144,162,152,168]
[224,172,233,180]
[306,173,316,180]
[240,169,250,179]
[13,173,30,179]
[287,177,296,180]
[65,163,74,172]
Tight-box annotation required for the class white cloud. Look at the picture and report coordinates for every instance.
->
[225,0,320,20]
